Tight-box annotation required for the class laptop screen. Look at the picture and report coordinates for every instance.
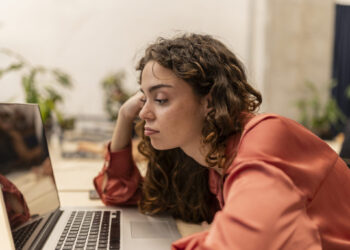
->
[0,103,60,230]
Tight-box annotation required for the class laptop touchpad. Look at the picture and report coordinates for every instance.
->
[130,221,172,238]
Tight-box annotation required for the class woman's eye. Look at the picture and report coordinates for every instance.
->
[140,98,146,103]
[155,99,168,104]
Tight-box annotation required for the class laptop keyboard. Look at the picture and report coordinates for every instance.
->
[13,218,43,249]
[55,210,120,250]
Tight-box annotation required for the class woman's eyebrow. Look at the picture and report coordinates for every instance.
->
[140,83,173,93]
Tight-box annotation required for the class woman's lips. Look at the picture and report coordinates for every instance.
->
[144,127,159,136]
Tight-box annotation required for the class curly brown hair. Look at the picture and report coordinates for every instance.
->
[135,33,262,223]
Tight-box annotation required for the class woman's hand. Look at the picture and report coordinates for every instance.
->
[110,91,144,152]
[118,91,144,121]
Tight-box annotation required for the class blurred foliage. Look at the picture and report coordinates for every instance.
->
[296,80,349,138]
[346,85,350,100]
[0,48,74,129]
[100,71,129,121]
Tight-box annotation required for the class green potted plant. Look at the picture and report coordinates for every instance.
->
[100,70,130,121]
[0,48,75,132]
[295,80,349,139]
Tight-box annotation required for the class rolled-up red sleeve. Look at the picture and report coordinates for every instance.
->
[93,143,142,206]
[171,162,321,250]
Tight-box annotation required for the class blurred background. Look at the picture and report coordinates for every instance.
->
[1,0,350,159]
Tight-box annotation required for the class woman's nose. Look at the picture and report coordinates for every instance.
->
[139,102,155,121]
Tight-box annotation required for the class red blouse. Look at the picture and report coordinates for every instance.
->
[94,113,350,250]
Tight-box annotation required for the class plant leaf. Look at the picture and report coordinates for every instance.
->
[52,69,72,87]
[44,86,63,103]
[7,62,24,71]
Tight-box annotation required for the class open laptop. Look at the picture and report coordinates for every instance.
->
[0,103,181,250]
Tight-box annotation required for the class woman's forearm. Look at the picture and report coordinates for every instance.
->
[110,110,135,152]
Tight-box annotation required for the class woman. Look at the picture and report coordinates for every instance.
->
[94,33,350,249]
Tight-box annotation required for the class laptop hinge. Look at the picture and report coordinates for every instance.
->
[30,208,63,250]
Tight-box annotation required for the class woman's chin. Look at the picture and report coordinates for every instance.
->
[150,140,175,150]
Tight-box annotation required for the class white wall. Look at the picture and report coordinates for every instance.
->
[336,0,350,4]
[262,0,334,119]
[0,0,251,117]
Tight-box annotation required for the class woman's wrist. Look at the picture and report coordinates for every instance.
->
[118,106,138,122]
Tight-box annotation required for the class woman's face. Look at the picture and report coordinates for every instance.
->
[139,61,208,152]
